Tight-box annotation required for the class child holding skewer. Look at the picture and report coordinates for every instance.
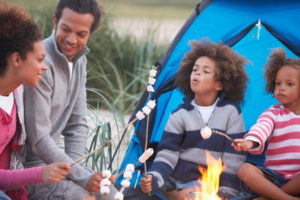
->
[139,40,249,200]
[233,48,300,200]
[0,2,71,200]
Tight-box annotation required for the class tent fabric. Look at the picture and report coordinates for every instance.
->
[115,0,300,197]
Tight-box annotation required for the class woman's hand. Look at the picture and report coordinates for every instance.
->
[42,162,71,183]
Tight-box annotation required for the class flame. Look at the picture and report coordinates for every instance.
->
[194,150,225,200]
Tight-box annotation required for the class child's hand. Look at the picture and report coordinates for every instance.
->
[232,139,255,151]
[42,162,71,184]
[140,174,153,193]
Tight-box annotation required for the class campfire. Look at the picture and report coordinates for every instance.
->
[189,150,225,200]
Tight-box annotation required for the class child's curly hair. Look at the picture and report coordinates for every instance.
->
[264,48,300,94]
[0,2,41,76]
[175,40,249,103]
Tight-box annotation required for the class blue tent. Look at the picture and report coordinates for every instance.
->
[115,0,300,198]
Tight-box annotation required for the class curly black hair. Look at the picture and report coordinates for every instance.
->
[175,40,249,103]
[264,48,300,94]
[0,2,41,76]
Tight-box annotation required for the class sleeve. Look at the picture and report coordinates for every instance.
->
[24,66,91,188]
[63,67,88,161]
[245,108,276,154]
[0,167,43,190]
[222,108,246,174]
[220,106,246,191]
[148,112,184,192]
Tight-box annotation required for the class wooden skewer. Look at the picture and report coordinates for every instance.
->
[212,130,238,145]
[71,118,138,167]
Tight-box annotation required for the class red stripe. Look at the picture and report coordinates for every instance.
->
[275,118,300,129]
[265,158,300,166]
[266,146,300,155]
[270,132,300,143]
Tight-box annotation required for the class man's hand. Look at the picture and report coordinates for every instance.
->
[42,162,71,184]
[140,174,153,193]
[85,172,115,193]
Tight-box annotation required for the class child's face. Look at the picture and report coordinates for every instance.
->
[274,65,300,110]
[190,56,222,103]
[53,8,93,62]
[17,40,48,87]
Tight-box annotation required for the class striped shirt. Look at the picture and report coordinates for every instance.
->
[149,96,246,192]
[245,104,300,179]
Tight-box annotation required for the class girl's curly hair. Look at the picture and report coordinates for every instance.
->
[264,48,300,94]
[0,2,41,76]
[175,40,249,103]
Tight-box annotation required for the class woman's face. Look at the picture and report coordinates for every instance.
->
[17,40,48,87]
[190,56,222,104]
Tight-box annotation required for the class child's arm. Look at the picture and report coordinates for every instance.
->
[232,139,259,151]
[0,162,70,190]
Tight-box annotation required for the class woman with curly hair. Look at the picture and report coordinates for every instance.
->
[234,48,300,200]
[0,2,71,200]
[140,40,249,200]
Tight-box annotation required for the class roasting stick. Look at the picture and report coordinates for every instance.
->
[71,118,138,167]
[213,130,237,145]
[143,67,157,189]
[201,126,238,145]
[115,148,154,179]
[144,93,150,177]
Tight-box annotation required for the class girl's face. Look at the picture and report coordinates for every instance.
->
[190,56,222,105]
[274,65,300,112]
[17,40,48,87]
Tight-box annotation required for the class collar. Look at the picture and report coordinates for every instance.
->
[183,92,226,109]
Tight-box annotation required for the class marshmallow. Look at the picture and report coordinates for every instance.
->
[114,192,124,200]
[100,179,111,187]
[136,111,145,120]
[200,126,212,139]
[149,69,157,77]
[102,170,111,179]
[139,148,154,163]
[100,185,110,194]
[146,100,156,109]
[148,77,156,85]
[125,164,135,173]
[123,171,132,180]
[142,106,151,115]
[121,179,131,188]
[147,85,155,92]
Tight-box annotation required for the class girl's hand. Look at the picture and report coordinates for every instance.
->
[232,139,255,151]
[42,162,71,183]
[140,174,153,193]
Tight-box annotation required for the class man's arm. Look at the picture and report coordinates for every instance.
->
[24,68,91,188]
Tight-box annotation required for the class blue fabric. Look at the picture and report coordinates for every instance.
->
[117,0,300,193]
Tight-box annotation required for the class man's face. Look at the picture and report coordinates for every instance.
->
[53,7,94,61]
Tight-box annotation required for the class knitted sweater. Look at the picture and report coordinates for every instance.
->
[149,96,246,192]
[245,104,300,179]
[24,31,91,188]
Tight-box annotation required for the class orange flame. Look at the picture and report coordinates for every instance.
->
[194,150,225,200]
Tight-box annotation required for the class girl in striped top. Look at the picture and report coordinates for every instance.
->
[234,48,300,200]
